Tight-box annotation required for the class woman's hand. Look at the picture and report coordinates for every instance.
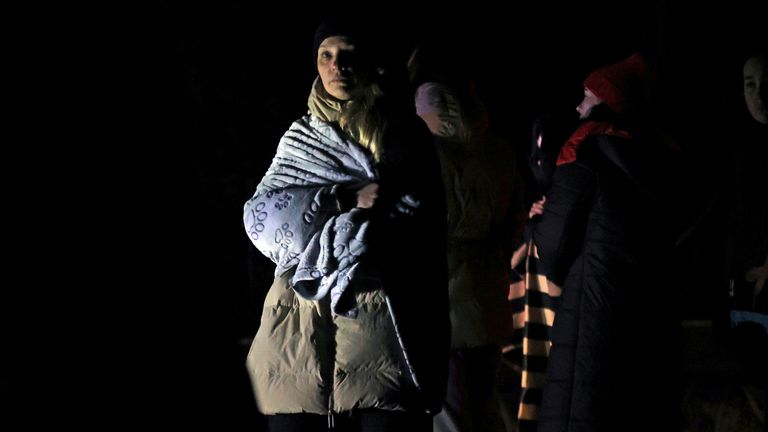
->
[356,183,379,209]
[529,197,546,219]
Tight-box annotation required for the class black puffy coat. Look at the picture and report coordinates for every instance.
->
[533,133,683,432]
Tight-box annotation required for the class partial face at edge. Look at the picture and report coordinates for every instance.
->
[744,54,768,124]
[317,36,369,101]
[577,87,602,119]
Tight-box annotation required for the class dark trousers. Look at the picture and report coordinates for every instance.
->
[266,409,432,432]
[433,344,505,432]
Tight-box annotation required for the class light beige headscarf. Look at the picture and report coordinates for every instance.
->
[307,76,344,123]
[307,76,384,162]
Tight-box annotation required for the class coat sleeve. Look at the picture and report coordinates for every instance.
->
[532,160,596,286]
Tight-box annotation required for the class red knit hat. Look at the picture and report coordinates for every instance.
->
[583,53,649,113]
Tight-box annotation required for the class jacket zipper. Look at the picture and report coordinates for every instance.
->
[322,296,336,428]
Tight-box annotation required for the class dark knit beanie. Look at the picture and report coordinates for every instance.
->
[312,15,368,63]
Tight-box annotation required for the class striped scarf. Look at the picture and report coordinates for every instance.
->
[504,241,561,432]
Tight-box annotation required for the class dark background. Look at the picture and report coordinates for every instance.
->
[3,1,764,430]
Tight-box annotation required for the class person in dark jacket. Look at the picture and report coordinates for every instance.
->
[723,50,768,403]
[528,52,683,432]
[727,51,768,322]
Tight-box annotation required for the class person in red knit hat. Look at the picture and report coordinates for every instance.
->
[525,52,685,432]
[580,52,649,114]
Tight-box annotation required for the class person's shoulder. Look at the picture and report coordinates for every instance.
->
[572,134,604,161]
[278,115,320,144]
[294,114,315,128]
[551,156,598,191]
[283,114,352,149]
[415,81,453,98]
[287,115,328,134]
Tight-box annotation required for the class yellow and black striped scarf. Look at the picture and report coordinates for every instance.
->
[504,241,561,432]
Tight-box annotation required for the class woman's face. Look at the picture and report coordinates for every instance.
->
[317,36,368,101]
[743,54,768,124]
[576,87,602,119]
